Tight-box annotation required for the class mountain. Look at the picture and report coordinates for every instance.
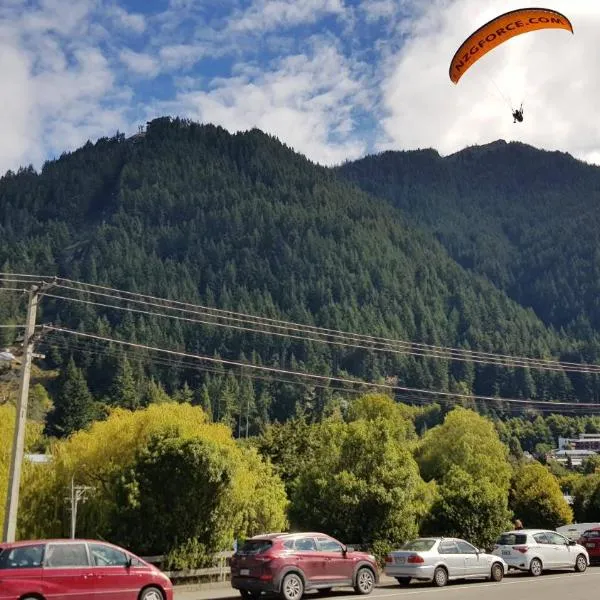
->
[337,140,600,341]
[0,119,596,433]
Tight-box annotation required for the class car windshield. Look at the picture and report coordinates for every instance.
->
[496,533,527,546]
[400,539,436,552]
[583,530,600,538]
[237,540,272,555]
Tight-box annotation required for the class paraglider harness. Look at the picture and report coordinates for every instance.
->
[512,103,524,123]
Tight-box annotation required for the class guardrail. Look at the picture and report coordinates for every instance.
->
[142,551,234,582]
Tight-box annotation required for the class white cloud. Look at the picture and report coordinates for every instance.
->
[120,48,160,77]
[228,0,345,33]
[159,44,207,71]
[157,41,369,165]
[378,1,600,164]
[106,5,146,34]
[360,0,397,23]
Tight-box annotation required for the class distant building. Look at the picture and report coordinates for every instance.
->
[559,434,600,452]
[548,448,597,468]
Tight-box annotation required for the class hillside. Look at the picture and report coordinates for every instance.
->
[0,119,596,434]
[337,141,600,341]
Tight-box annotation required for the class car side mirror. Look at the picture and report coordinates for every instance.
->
[125,557,133,568]
[568,540,576,546]
[342,545,348,556]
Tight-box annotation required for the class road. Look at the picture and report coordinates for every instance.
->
[174,569,600,600]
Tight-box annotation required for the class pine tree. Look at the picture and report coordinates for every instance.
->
[45,358,95,437]
[110,357,140,410]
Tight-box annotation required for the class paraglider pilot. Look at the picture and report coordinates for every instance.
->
[512,104,523,123]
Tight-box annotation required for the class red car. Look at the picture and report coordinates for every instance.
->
[230,532,379,600]
[578,527,600,564]
[0,538,173,600]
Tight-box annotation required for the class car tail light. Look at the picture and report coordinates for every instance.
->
[513,546,529,554]
[385,555,393,563]
[407,554,424,564]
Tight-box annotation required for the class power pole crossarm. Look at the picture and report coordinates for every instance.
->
[2,285,39,542]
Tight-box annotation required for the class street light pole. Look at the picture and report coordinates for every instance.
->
[2,285,40,542]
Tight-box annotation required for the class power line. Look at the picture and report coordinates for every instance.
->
[41,326,600,413]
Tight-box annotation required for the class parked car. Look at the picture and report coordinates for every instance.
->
[577,527,600,564]
[557,523,600,542]
[230,532,379,600]
[0,538,173,600]
[492,529,589,576]
[384,537,507,587]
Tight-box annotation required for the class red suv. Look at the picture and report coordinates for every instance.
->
[0,539,173,600]
[230,532,379,600]
[578,527,600,564]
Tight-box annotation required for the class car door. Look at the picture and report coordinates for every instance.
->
[89,542,142,600]
[292,536,323,586]
[42,541,96,600]
[437,540,464,578]
[545,532,573,568]
[316,536,353,584]
[532,532,555,568]
[456,540,487,577]
[0,543,45,600]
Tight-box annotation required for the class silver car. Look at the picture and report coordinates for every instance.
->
[384,537,508,587]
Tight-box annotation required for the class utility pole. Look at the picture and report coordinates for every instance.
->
[65,476,93,539]
[2,285,39,543]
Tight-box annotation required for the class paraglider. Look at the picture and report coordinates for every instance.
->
[512,103,523,123]
[449,8,574,121]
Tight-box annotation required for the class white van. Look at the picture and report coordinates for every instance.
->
[557,523,600,541]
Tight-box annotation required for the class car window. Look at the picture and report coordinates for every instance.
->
[89,543,129,567]
[283,540,295,550]
[546,532,568,545]
[438,541,459,555]
[317,539,343,553]
[400,539,436,552]
[44,543,90,568]
[237,540,272,555]
[496,533,528,546]
[534,533,549,544]
[583,530,600,538]
[0,544,45,569]
[456,541,478,554]
[295,537,317,551]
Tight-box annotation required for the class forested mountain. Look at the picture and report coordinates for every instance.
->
[337,141,600,339]
[0,119,598,436]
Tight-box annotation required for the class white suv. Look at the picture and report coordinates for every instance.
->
[492,529,588,576]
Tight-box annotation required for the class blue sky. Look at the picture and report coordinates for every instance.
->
[1,0,600,175]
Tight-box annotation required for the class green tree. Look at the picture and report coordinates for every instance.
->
[290,419,435,547]
[424,465,512,549]
[45,358,96,438]
[509,462,573,529]
[110,358,139,410]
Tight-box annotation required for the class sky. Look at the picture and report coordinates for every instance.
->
[1,0,600,175]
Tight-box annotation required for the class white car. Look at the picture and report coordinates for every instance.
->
[384,538,508,587]
[492,529,589,576]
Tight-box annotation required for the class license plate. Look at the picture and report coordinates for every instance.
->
[240,569,250,576]
[502,550,511,556]
[395,557,405,564]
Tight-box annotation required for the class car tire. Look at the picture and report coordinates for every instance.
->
[432,567,448,587]
[354,567,375,595]
[396,577,411,587]
[529,558,543,577]
[281,573,304,600]
[139,587,164,600]
[490,562,504,582]
[575,554,587,573]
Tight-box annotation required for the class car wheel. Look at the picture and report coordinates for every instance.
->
[529,558,543,577]
[396,577,411,587]
[433,567,448,587]
[490,562,504,582]
[139,587,164,600]
[354,567,375,595]
[281,573,304,600]
[575,554,587,573]
[317,588,332,596]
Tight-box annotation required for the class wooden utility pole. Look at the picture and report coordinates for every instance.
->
[2,285,39,542]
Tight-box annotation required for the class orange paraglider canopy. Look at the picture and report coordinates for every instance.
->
[449,7,574,84]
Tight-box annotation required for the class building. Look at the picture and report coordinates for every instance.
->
[558,434,600,452]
